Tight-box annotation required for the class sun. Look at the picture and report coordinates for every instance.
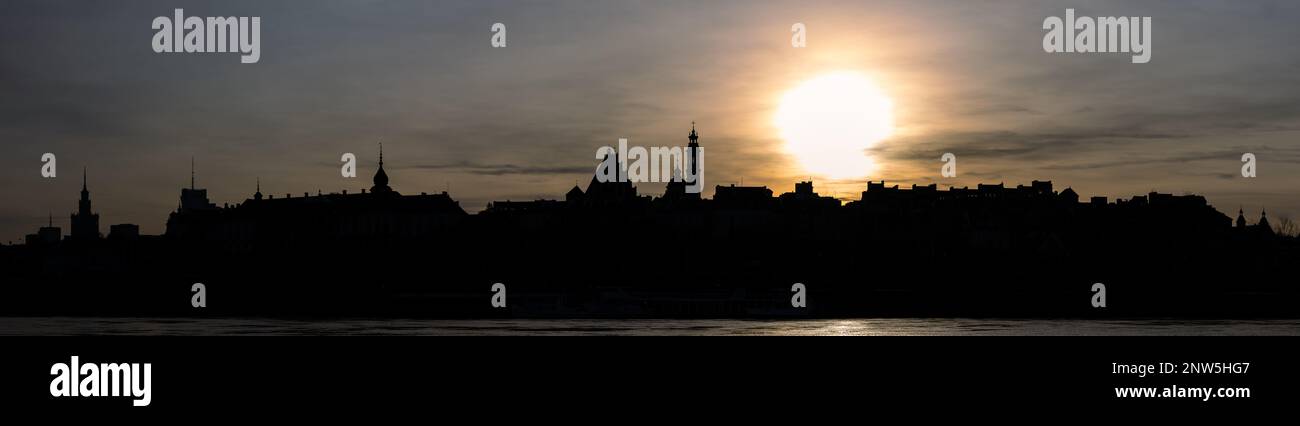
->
[775,72,894,179]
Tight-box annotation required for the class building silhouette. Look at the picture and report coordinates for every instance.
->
[371,143,393,195]
[166,146,466,245]
[69,168,100,240]
[660,124,703,205]
[4,124,1297,318]
[23,214,61,246]
[1236,207,1275,236]
[108,224,140,241]
[20,171,140,246]
[777,181,839,211]
[179,159,218,213]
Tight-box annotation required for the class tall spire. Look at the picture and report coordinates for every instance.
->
[1259,205,1273,233]
[686,122,700,183]
[371,142,392,194]
[78,168,91,204]
[72,166,98,239]
[80,166,90,202]
[190,157,195,190]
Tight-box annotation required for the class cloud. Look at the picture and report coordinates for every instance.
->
[3,0,1300,239]
[407,161,592,177]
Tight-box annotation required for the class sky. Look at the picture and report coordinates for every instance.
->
[2,0,1298,242]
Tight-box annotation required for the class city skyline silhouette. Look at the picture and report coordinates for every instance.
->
[8,132,1290,246]
[6,2,1300,416]
[3,136,1296,318]
[4,0,1299,242]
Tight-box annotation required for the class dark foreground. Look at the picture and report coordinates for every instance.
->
[3,317,1299,336]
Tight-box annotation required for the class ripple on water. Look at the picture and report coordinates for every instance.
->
[0,317,1298,336]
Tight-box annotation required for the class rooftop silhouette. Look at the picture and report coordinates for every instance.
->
[2,126,1296,319]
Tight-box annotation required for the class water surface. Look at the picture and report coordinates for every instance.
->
[1,317,1297,335]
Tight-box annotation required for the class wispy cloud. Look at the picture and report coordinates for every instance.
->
[407,161,591,176]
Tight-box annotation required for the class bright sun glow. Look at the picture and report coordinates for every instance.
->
[776,72,894,179]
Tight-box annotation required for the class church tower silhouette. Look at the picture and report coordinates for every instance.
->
[686,121,700,184]
[371,143,393,194]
